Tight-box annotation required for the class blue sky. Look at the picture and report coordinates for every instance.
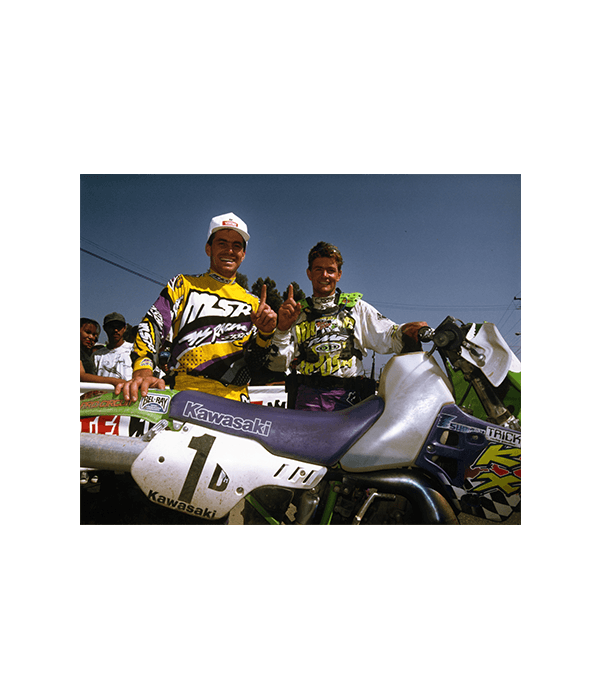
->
[80,174,520,373]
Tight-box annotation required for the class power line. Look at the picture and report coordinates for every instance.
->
[81,248,164,286]
[81,236,166,281]
[497,293,521,334]
[371,300,509,310]
[505,316,522,336]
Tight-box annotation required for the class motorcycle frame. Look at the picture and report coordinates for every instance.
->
[244,482,339,525]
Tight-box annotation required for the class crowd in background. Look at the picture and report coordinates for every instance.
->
[80,312,278,392]
[80,313,173,387]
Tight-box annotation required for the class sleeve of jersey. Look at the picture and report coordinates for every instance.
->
[267,327,298,372]
[355,300,405,355]
[131,279,177,373]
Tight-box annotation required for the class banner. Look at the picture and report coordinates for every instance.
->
[80,383,290,408]
[248,385,288,408]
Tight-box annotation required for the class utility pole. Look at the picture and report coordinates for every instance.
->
[513,297,521,358]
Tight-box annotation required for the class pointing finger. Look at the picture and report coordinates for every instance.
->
[287,284,294,301]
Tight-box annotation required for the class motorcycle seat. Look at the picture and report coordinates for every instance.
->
[169,390,385,467]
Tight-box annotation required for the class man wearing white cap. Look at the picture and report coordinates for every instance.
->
[116,212,277,403]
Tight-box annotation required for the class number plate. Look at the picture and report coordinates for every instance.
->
[130,424,326,520]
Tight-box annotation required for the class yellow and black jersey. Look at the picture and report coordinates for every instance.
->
[132,271,271,400]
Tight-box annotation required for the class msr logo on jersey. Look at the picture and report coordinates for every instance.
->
[185,321,251,347]
[180,291,252,327]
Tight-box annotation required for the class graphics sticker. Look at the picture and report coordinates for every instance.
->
[437,413,485,436]
[485,426,521,447]
[139,394,172,414]
[466,444,521,496]
[182,400,272,436]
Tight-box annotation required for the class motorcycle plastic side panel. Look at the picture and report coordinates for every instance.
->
[341,353,455,471]
[130,424,327,521]
[415,404,521,521]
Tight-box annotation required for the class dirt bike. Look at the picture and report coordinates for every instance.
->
[80,316,521,524]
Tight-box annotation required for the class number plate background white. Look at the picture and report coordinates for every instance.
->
[131,424,326,520]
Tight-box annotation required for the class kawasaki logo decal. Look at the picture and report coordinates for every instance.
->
[182,400,272,437]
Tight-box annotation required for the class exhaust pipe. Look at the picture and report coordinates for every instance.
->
[80,433,146,472]
[343,470,459,524]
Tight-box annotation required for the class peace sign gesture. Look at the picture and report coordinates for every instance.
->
[277,284,303,331]
[251,284,277,335]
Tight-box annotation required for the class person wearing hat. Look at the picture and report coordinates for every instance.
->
[116,212,277,403]
[94,312,134,381]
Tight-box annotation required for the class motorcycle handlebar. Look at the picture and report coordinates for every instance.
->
[419,318,488,368]
[418,326,435,343]
[418,326,457,348]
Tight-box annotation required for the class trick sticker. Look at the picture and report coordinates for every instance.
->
[485,426,521,447]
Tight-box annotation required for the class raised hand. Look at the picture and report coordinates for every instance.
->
[251,284,277,335]
[278,284,303,332]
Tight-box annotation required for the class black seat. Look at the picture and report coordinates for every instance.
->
[170,391,384,466]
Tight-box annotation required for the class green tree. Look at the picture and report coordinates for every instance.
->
[286,281,306,302]
[252,277,283,313]
[236,272,249,291]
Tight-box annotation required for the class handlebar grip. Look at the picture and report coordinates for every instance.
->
[418,326,434,342]
[433,330,457,348]
[418,326,458,348]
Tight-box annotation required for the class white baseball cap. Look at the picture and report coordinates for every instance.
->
[207,212,250,244]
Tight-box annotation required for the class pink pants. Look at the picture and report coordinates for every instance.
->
[294,384,360,412]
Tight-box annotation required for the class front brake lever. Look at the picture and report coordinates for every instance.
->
[463,340,486,366]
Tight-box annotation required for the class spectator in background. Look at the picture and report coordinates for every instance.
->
[80,318,100,376]
[94,312,133,381]
[80,317,121,389]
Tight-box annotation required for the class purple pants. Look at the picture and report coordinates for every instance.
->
[295,384,360,412]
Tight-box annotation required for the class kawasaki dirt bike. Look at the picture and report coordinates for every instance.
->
[80,317,521,524]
